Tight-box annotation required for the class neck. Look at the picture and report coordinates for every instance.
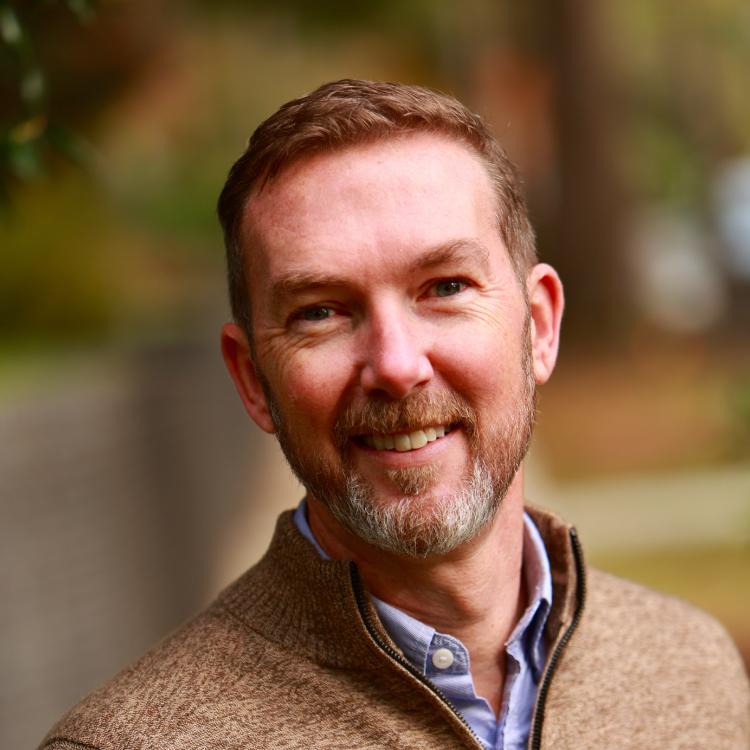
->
[307,467,527,717]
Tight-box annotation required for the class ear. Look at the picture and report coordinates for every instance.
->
[221,322,275,434]
[526,263,564,385]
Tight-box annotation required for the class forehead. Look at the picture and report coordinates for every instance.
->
[242,134,503,296]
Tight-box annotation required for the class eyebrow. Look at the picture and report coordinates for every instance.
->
[269,272,345,302]
[268,238,492,304]
[409,239,491,274]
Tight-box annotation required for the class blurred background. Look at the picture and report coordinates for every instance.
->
[1,0,749,746]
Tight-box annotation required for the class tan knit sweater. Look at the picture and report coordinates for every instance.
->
[39,506,750,749]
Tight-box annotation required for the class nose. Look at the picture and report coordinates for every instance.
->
[359,305,434,398]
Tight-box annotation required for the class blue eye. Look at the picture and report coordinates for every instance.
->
[302,307,334,321]
[435,280,464,297]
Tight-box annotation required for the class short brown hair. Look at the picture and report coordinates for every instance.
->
[217,79,536,333]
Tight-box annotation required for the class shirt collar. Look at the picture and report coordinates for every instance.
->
[294,497,328,559]
[293,497,553,675]
[511,512,552,676]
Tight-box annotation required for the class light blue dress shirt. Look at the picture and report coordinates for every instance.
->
[293,499,552,750]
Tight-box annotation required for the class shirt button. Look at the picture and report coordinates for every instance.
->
[432,648,454,669]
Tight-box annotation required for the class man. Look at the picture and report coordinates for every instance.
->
[40,80,749,749]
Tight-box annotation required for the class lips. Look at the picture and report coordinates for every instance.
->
[358,425,452,452]
[333,390,475,452]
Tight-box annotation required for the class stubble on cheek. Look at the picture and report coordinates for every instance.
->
[267,386,478,508]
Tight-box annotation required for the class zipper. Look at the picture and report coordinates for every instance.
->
[528,527,587,750]
[350,562,485,749]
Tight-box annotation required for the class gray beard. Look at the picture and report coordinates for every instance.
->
[258,317,536,558]
[316,456,502,556]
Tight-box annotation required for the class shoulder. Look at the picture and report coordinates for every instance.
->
[584,566,743,657]
[37,515,300,750]
[37,526,345,750]
[36,514,411,750]
[543,567,750,748]
[37,599,275,750]
[579,569,750,688]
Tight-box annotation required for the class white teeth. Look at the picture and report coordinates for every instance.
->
[409,430,428,449]
[363,426,450,452]
[394,434,411,452]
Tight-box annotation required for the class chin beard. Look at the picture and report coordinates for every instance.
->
[257,315,536,557]
[315,457,504,557]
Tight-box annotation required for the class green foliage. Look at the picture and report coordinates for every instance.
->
[60,0,96,23]
[0,0,97,201]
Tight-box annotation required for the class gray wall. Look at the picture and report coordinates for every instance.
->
[0,341,300,750]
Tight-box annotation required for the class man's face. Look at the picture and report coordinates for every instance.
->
[242,134,536,555]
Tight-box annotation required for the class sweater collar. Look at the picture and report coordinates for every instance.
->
[217,505,583,671]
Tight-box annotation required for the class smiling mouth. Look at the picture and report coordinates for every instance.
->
[356,425,455,452]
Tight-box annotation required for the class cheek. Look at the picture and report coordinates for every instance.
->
[266,346,355,434]
[431,323,522,402]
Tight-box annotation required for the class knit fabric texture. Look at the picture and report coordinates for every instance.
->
[38,506,750,749]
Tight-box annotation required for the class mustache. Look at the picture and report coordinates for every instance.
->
[332,390,477,448]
